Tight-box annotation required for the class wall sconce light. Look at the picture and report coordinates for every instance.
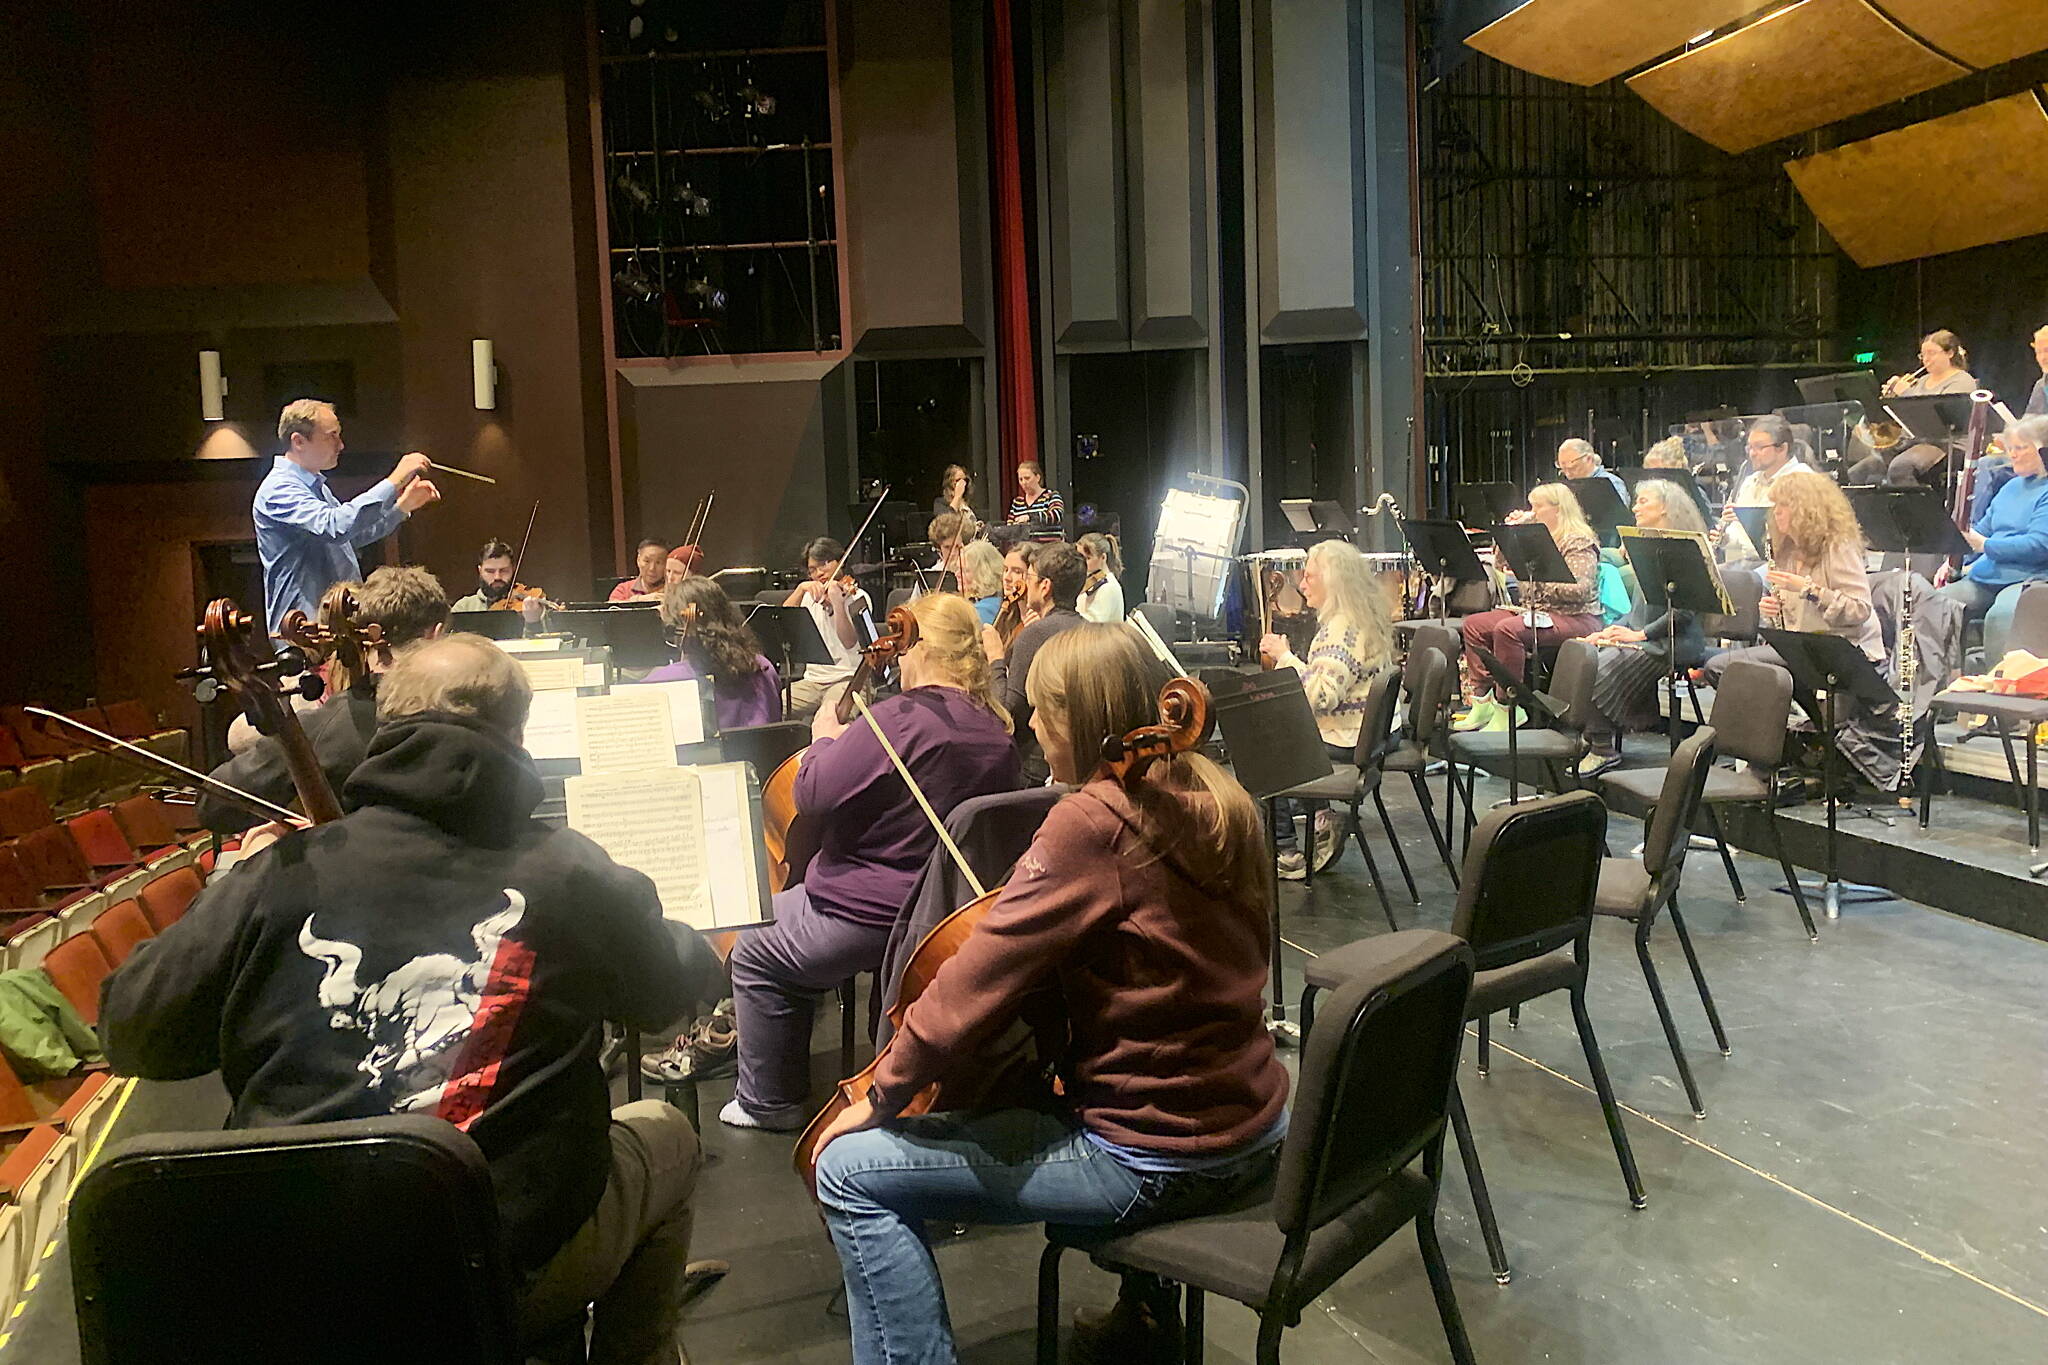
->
[472,339,498,410]
[199,350,228,421]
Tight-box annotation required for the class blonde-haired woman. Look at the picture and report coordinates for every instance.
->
[1076,531,1125,623]
[1256,539,1396,876]
[811,624,1287,1364]
[960,538,1006,626]
[1457,482,1602,731]
[722,592,1022,1131]
[1702,469,1880,684]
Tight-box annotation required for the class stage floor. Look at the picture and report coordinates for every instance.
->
[8,774,2048,1364]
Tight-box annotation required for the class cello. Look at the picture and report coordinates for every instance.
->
[760,605,921,894]
[792,676,1214,1195]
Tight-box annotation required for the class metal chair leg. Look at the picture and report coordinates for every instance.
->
[838,978,858,1076]
[1507,1004,1520,1029]
[1571,983,1647,1208]
[1350,819,1401,932]
[1418,1213,1480,1365]
[1035,1242,1063,1365]
[1475,1015,1491,1075]
[1635,918,1707,1119]
[1667,901,1730,1055]
[1298,984,1319,1036]
[1183,1286,1205,1365]
[1447,1083,1511,1283]
[1757,803,1818,941]
[1410,772,1460,886]
[1372,788,1421,904]
[1703,805,1745,902]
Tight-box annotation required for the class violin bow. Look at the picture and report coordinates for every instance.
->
[829,484,893,580]
[509,499,541,586]
[681,490,715,555]
[846,688,986,898]
[25,708,303,827]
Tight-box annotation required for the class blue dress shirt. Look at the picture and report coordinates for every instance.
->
[253,457,406,633]
[1967,472,2048,588]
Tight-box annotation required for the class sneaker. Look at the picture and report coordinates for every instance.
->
[1311,810,1346,873]
[1575,751,1620,779]
[1452,697,1501,732]
[1071,1295,1182,1364]
[717,1097,810,1132]
[641,1016,738,1084]
[1277,849,1308,881]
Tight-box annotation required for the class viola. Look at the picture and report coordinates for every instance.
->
[792,676,1214,1197]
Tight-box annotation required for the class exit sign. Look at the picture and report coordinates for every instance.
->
[1853,350,1878,364]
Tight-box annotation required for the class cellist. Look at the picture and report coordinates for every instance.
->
[809,623,1289,1365]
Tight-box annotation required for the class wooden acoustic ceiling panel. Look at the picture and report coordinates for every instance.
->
[1786,89,2048,267]
[1876,0,2048,71]
[1464,0,1762,87]
[1627,0,1965,154]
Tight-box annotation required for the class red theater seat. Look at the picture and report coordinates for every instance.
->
[41,933,115,1026]
[13,825,94,896]
[110,795,182,855]
[90,900,153,968]
[66,810,139,874]
[0,786,54,839]
[138,866,203,932]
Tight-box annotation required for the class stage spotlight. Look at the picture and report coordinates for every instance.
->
[683,276,727,312]
[613,256,660,304]
[738,83,777,117]
[614,172,654,211]
[673,183,713,217]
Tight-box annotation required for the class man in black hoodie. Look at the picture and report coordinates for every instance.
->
[199,564,452,836]
[104,634,722,1364]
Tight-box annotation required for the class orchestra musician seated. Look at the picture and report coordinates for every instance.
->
[722,593,1022,1132]
[1716,415,1812,567]
[1574,480,1711,777]
[1851,330,1977,487]
[924,510,970,594]
[1007,459,1065,532]
[608,538,671,602]
[1455,482,1604,732]
[1255,539,1396,878]
[783,536,875,720]
[200,565,450,836]
[100,633,725,1365]
[1932,415,2048,647]
[984,541,1089,782]
[1076,531,1125,623]
[809,624,1288,1365]
[960,539,1006,626]
[452,538,545,621]
[642,573,784,731]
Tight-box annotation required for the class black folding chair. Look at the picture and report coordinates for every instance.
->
[1271,669,1412,926]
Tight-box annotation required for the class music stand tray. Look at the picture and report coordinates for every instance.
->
[1846,487,1972,560]
[1278,499,1355,540]
[1456,482,1521,527]
[547,608,671,671]
[1760,627,1900,918]
[1619,528,1731,752]
[1882,394,1973,446]
[1795,370,1885,415]
[1400,518,1487,628]
[449,609,529,641]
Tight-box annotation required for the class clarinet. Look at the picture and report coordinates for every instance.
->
[1896,574,1917,804]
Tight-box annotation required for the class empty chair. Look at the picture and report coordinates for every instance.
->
[1038,930,1479,1365]
[1447,639,1598,848]
[66,809,140,875]
[13,824,97,897]
[110,794,184,858]
[91,899,154,968]
[1383,645,1460,884]
[72,1115,518,1365]
[1594,730,1726,1119]
[0,785,55,838]
[137,866,204,933]
[41,932,115,1026]
[1269,669,1411,927]
[1301,790,1642,1284]
[1599,659,1817,941]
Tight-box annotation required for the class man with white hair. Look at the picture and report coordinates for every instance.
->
[103,633,722,1364]
[1555,437,1627,505]
[254,398,443,634]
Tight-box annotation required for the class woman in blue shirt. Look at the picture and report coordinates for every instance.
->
[1934,415,2048,631]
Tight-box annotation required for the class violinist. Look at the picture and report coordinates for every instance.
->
[102,634,727,1364]
[641,574,783,731]
[920,510,969,595]
[452,538,545,623]
[199,565,450,836]
[991,540,1039,648]
[723,594,1021,1131]
[961,539,1005,626]
[985,541,1088,782]
[809,625,1288,1365]
[782,536,874,719]
[608,538,670,602]
[1076,531,1125,623]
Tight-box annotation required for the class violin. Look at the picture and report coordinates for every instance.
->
[760,606,921,893]
[489,584,558,612]
[993,581,1028,648]
[792,676,1213,1196]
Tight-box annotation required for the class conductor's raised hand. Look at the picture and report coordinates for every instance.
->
[389,451,433,487]
[397,478,441,514]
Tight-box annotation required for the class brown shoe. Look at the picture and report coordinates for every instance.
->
[1069,1294,1182,1364]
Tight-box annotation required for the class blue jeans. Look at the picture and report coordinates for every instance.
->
[1270,742,1354,851]
[816,1108,1272,1365]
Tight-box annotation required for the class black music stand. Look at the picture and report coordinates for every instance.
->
[448,609,527,641]
[1617,464,1712,522]
[1278,499,1354,544]
[1796,370,1885,413]
[1399,518,1486,630]
[744,605,837,715]
[1211,669,1332,1045]
[1489,521,1575,693]
[1883,394,1974,449]
[548,607,670,670]
[1778,402,1864,479]
[1619,528,1731,754]
[1469,645,1569,807]
[1567,476,1634,548]
[1456,482,1521,527]
[1730,505,1771,565]
[1761,628,1901,919]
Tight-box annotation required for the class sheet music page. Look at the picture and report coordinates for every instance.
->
[575,690,677,774]
[621,679,707,746]
[519,657,588,692]
[499,637,570,656]
[582,661,608,688]
[689,762,767,928]
[522,689,581,761]
[565,769,714,929]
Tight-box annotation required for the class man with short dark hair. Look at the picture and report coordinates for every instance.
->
[609,538,672,602]
[783,535,873,719]
[104,634,721,1364]
[984,540,1087,780]
[452,539,524,612]
[199,565,452,835]
[254,398,442,634]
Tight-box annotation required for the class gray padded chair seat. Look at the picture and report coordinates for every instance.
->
[1381,739,1430,773]
[1047,1169,1432,1313]
[1468,950,1580,1017]
[1446,730,1578,764]
[1603,763,1767,807]
[1277,765,1382,802]
[1593,858,1652,917]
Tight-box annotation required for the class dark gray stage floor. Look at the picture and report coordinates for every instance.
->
[9,768,2048,1364]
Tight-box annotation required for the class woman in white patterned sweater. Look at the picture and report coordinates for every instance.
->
[1257,539,1395,878]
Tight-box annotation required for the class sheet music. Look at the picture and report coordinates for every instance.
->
[564,762,768,931]
[1125,608,1186,677]
[582,661,608,688]
[522,689,581,761]
[499,637,571,656]
[693,763,764,928]
[575,689,677,774]
[621,679,707,746]
[519,657,588,691]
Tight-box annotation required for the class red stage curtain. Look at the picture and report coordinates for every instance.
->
[988,0,1039,507]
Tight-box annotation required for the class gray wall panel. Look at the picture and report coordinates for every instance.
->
[1124,0,1211,349]
[1045,0,1129,350]
[1253,0,1369,342]
[840,0,989,354]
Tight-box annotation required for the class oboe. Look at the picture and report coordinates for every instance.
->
[1896,574,1918,804]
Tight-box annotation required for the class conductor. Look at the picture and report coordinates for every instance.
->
[255,398,442,633]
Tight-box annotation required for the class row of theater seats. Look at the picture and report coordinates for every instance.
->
[0,702,190,822]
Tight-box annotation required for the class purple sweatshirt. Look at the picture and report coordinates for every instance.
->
[640,654,783,732]
[794,686,1022,927]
